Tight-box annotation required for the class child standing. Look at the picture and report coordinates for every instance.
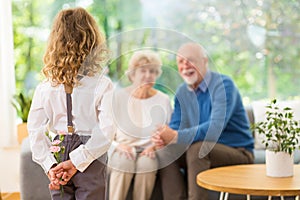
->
[27,7,114,200]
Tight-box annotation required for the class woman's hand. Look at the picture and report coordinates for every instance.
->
[152,133,165,149]
[116,144,135,160]
[153,125,178,145]
[140,146,156,159]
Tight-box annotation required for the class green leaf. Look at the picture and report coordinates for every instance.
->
[11,92,33,122]
[252,99,300,153]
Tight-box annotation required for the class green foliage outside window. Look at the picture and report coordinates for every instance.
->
[12,0,300,103]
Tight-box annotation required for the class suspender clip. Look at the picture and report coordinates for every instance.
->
[67,126,74,134]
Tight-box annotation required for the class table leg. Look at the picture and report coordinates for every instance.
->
[280,196,284,200]
[219,192,224,200]
[268,196,272,200]
[246,194,251,200]
[219,192,229,200]
[224,192,229,200]
[295,196,299,200]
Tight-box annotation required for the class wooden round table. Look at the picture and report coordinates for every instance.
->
[197,164,300,200]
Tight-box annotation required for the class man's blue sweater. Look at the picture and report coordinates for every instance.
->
[169,71,254,153]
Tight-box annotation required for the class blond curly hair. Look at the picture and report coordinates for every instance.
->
[42,7,109,87]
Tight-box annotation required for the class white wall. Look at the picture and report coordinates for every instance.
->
[0,0,17,147]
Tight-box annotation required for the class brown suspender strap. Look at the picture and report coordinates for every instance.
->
[64,84,74,134]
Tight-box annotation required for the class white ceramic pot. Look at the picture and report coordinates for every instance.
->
[265,149,294,177]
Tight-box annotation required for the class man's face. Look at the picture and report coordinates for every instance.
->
[176,47,207,89]
[177,56,200,87]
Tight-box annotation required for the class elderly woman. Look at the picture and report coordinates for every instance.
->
[107,50,172,200]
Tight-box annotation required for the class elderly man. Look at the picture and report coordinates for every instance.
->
[153,43,254,200]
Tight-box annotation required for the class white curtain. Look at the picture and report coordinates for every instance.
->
[0,0,17,147]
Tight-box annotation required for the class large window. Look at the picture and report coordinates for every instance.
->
[13,0,300,102]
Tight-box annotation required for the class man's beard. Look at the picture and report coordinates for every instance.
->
[182,74,199,87]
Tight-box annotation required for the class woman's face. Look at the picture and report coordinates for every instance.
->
[131,65,159,89]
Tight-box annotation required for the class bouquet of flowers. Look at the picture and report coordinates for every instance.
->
[50,135,65,163]
[48,131,66,196]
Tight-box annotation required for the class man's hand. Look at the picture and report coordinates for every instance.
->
[51,160,77,185]
[140,146,156,159]
[152,125,178,146]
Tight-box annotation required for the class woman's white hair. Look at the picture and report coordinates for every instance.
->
[126,50,162,82]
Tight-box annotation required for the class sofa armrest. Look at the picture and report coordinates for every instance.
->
[245,105,254,126]
[20,137,51,200]
[245,105,255,138]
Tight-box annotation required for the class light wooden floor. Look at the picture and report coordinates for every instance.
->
[1,192,20,200]
[0,146,20,200]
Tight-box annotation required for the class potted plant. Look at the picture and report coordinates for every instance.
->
[11,92,32,144]
[252,99,300,177]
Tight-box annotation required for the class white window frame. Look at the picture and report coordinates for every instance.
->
[0,0,17,147]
